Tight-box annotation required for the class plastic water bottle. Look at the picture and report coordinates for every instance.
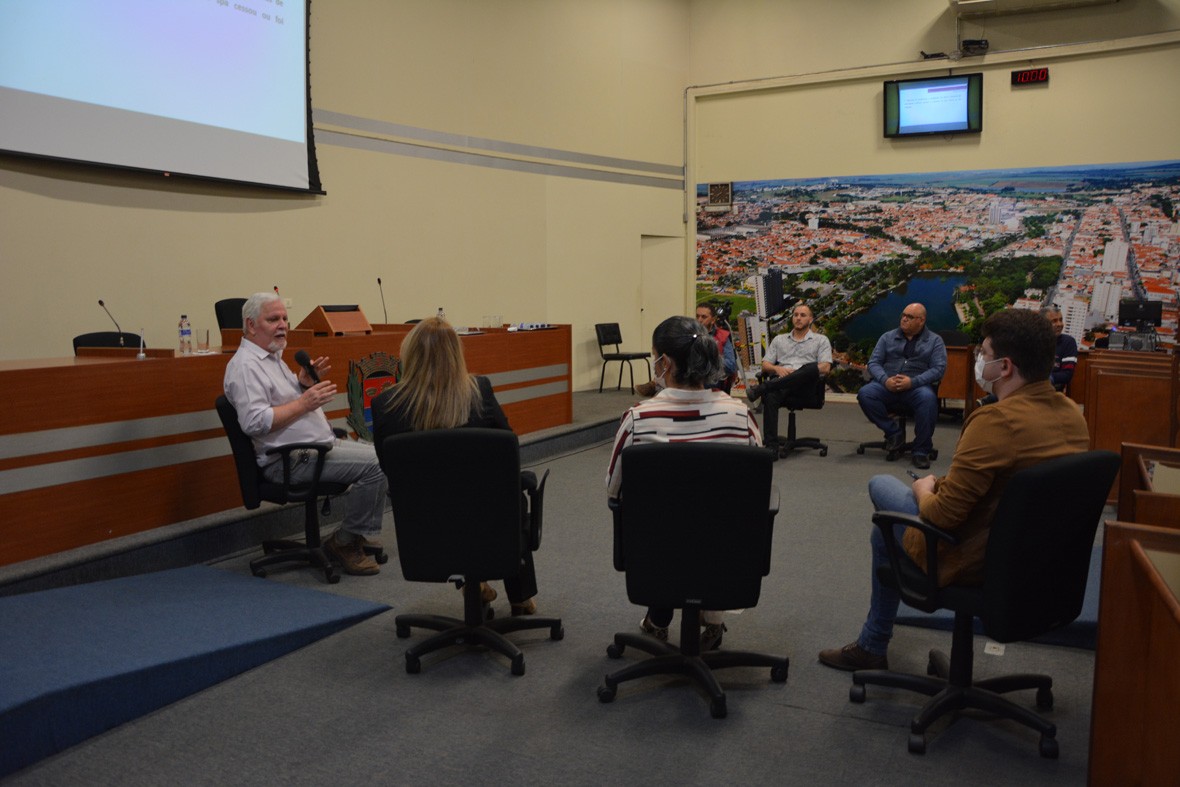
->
[436,306,445,322]
[178,314,192,355]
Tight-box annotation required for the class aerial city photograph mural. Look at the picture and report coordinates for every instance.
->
[696,159,1180,391]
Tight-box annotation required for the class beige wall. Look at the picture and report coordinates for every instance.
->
[0,0,689,392]
[2,0,1178,390]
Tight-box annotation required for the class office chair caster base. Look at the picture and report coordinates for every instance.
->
[597,683,617,703]
[770,661,789,683]
[850,683,866,703]
[405,654,421,674]
[1036,686,1053,710]
[1039,734,1059,759]
[908,732,926,755]
[511,655,525,676]
[710,695,727,719]
[325,569,341,584]
[550,623,565,641]
[886,451,901,462]
[396,624,411,638]
[856,446,865,455]
[819,448,828,457]
[251,567,268,578]
[606,642,624,659]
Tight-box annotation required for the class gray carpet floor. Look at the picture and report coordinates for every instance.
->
[5,396,1098,785]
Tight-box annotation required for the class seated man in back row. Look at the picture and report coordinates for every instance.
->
[857,303,946,470]
[223,292,387,576]
[745,303,831,455]
[819,309,1090,671]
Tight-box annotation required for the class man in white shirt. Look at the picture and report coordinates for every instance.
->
[223,292,386,575]
[745,303,832,453]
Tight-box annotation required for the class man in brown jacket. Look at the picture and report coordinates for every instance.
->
[819,309,1090,671]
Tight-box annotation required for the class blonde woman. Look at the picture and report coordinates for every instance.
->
[372,317,539,616]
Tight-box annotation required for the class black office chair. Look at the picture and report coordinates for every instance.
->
[381,428,564,676]
[215,395,386,584]
[214,298,247,331]
[756,370,828,459]
[72,332,141,354]
[598,443,789,718]
[850,449,1120,757]
[856,383,941,462]
[594,323,651,393]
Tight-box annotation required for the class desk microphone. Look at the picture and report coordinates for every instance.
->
[377,277,388,322]
[97,299,125,346]
[294,349,320,383]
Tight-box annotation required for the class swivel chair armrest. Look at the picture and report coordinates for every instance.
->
[764,485,781,576]
[607,496,624,571]
[521,468,549,551]
[264,442,333,500]
[870,510,959,609]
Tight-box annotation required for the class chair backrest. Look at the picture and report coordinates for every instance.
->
[614,443,776,611]
[786,374,826,411]
[595,323,624,353]
[381,428,523,583]
[980,449,1120,642]
[215,298,247,330]
[214,395,263,509]
[72,331,141,354]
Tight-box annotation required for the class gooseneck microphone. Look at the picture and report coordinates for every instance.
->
[377,277,388,322]
[294,349,320,383]
[97,299,125,345]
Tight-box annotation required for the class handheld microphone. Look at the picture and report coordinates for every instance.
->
[377,277,388,322]
[294,350,320,383]
[136,330,146,361]
[97,299,125,346]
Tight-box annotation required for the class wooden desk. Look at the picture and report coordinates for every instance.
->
[943,345,978,417]
[0,326,571,567]
[1089,520,1180,785]
[1118,442,1180,529]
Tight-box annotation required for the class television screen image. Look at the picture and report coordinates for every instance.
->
[884,73,983,138]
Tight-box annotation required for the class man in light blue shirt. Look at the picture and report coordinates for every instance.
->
[223,292,386,575]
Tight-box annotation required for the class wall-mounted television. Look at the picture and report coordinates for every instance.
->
[884,73,983,139]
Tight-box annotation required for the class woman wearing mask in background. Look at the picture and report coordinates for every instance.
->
[605,315,762,650]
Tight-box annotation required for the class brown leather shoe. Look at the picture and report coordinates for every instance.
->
[510,597,537,616]
[818,642,888,671]
[479,582,498,603]
[324,530,380,576]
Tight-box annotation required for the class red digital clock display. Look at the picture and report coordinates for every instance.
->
[1011,67,1049,85]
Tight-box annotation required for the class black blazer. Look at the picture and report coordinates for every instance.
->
[371,375,510,471]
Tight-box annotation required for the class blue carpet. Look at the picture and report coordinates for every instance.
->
[896,544,1101,650]
[0,565,389,778]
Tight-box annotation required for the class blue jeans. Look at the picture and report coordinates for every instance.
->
[857,474,922,656]
[856,381,938,457]
[262,439,387,538]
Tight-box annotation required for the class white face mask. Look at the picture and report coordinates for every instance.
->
[974,354,1005,394]
[652,354,669,390]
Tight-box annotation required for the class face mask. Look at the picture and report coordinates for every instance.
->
[652,354,668,390]
[974,354,1004,394]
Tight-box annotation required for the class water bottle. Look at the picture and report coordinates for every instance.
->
[178,314,192,355]
[436,306,445,322]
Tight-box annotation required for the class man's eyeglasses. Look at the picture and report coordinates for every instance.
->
[901,313,923,320]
